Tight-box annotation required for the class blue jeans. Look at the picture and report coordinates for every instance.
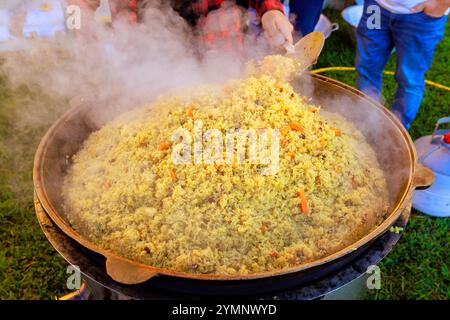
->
[356,0,447,128]
[288,0,324,36]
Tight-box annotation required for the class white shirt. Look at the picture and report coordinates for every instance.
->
[375,0,450,15]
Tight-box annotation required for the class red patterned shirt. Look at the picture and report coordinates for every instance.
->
[81,0,284,23]
[80,0,285,50]
[191,0,284,17]
[192,1,284,51]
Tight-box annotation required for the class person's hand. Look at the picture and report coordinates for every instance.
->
[411,0,450,17]
[84,0,101,10]
[261,10,294,47]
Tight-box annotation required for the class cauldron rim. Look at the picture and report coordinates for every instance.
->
[33,73,419,284]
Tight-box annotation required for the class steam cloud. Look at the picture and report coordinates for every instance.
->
[1,0,273,122]
[0,0,270,197]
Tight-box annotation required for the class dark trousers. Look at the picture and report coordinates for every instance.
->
[288,0,325,35]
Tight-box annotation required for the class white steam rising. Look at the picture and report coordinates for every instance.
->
[1,0,272,119]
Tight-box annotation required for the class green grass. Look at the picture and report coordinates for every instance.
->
[0,80,68,299]
[0,9,449,300]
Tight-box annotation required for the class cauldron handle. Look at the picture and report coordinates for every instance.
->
[106,256,158,285]
[413,163,435,190]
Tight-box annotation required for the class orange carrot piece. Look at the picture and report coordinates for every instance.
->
[351,177,358,189]
[139,141,148,148]
[297,190,309,214]
[186,106,194,118]
[332,127,342,136]
[281,126,290,137]
[319,138,326,150]
[158,142,170,151]
[103,180,111,190]
[289,122,305,132]
[169,168,177,182]
[288,151,296,158]
[260,224,267,234]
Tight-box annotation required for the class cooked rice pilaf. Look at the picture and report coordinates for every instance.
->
[63,56,388,275]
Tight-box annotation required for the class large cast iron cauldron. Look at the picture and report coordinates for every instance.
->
[33,73,434,295]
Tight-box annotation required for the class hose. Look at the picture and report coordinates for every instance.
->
[311,66,450,92]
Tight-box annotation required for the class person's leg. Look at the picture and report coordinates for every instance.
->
[289,0,325,36]
[355,0,394,100]
[390,12,447,129]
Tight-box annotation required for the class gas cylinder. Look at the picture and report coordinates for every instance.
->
[413,117,450,217]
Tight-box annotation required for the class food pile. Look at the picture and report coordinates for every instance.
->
[63,56,388,275]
